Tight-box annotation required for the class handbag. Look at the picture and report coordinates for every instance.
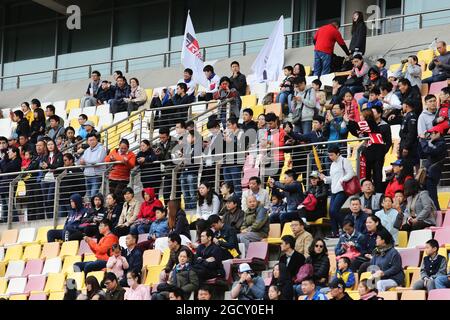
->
[294,263,313,284]
[302,193,318,211]
[43,171,55,183]
[336,244,361,261]
[341,160,361,196]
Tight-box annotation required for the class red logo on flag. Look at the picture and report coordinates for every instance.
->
[185,33,203,60]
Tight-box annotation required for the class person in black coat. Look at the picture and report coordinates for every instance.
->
[58,153,86,218]
[119,233,143,287]
[209,215,240,260]
[399,99,419,168]
[136,139,160,192]
[12,110,31,138]
[279,235,305,279]
[191,229,225,282]
[171,82,196,122]
[0,147,21,222]
[230,61,247,96]
[30,108,46,144]
[349,11,367,55]
[105,193,123,229]
[167,200,191,240]
[306,238,330,287]
[265,263,294,300]
[298,172,329,222]
[420,130,448,210]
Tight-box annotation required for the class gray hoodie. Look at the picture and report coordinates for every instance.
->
[80,142,107,176]
[417,110,437,136]
[292,87,318,122]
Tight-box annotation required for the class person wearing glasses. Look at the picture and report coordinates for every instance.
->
[306,238,330,288]
[104,272,126,301]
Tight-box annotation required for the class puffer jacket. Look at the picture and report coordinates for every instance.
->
[168,263,199,300]
[306,253,330,286]
[240,206,269,237]
[137,188,163,221]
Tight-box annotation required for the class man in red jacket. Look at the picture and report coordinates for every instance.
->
[313,20,351,77]
[74,219,119,274]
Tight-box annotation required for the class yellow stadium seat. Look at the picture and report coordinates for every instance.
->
[267,223,293,244]
[417,49,434,66]
[67,272,85,291]
[88,115,99,126]
[251,105,265,120]
[22,244,42,261]
[48,291,65,300]
[34,226,54,244]
[241,95,257,109]
[190,215,200,224]
[86,271,105,284]
[0,277,7,294]
[144,265,164,286]
[40,242,60,260]
[266,224,281,239]
[9,294,27,300]
[360,272,371,282]
[62,255,82,274]
[142,250,162,267]
[304,66,312,76]
[66,99,80,114]
[145,89,153,100]
[398,231,408,248]
[3,245,23,263]
[59,241,79,259]
[0,229,18,246]
[422,69,432,80]
[348,291,360,300]
[265,103,282,117]
[70,118,81,129]
[389,63,401,73]
[44,273,66,293]
[160,249,171,267]
[438,192,450,210]
[56,225,64,230]
[83,254,97,262]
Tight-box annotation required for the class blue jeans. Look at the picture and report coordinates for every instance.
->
[422,73,448,85]
[86,176,102,199]
[223,166,242,198]
[130,223,151,235]
[276,92,292,115]
[330,191,348,235]
[73,260,107,274]
[301,121,313,135]
[181,170,198,210]
[313,50,332,77]
[435,275,450,289]
[41,181,55,219]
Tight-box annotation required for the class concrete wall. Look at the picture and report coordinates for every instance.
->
[0,24,448,109]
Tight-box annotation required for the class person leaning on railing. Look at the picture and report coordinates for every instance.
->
[0,146,21,223]
[79,133,107,199]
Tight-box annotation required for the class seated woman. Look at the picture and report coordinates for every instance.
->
[105,193,123,229]
[384,159,413,198]
[47,193,86,242]
[358,279,382,300]
[369,228,405,292]
[264,263,293,300]
[130,187,163,234]
[154,200,191,252]
[136,207,169,252]
[401,179,436,232]
[81,276,105,300]
[79,193,106,238]
[114,187,141,237]
[152,248,198,300]
[335,220,365,261]
[124,271,151,300]
[305,238,330,289]
[219,182,235,216]
[298,171,328,222]
[196,181,221,222]
[375,196,399,244]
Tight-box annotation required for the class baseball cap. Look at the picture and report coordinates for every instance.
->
[238,263,252,273]
[225,194,240,204]
[83,120,95,127]
[329,278,346,290]
[309,171,320,179]
[390,159,403,166]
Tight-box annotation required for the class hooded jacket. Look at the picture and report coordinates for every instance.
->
[137,188,163,221]
[64,194,87,234]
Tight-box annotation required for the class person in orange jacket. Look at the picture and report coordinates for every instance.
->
[74,219,119,274]
[130,187,163,234]
[105,138,136,199]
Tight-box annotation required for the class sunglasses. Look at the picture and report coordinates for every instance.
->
[315,244,324,248]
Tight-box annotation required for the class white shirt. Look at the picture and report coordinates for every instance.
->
[324,156,355,194]
[177,78,197,96]
[204,74,220,94]
[382,91,402,110]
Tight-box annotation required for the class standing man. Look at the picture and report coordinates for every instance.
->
[79,133,107,198]
[230,61,247,97]
[313,20,351,77]
[399,99,419,169]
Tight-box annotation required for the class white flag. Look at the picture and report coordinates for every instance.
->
[181,12,208,88]
[250,16,285,83]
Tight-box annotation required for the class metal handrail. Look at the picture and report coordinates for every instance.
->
[1,7,449,85]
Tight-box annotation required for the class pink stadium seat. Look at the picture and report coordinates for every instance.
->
[232,242,268,265]
[433,228,450,247]
[22,259,44,277]
[429,80,448,95]
[28,292,48,300]
[430,210,450,232]
[428,289,450,300]
[78,239,93,256]
[206,259,233,286]
[398,248,421,269]
[24,274,46,294]
[436,211,444,228]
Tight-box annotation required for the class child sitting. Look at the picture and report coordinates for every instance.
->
[376,58,388,79]
[106,243,129,282]
[427,87,450,136]
[412,239,447,291]
[136,207,169,252]
[321,257,355,293]
[268,192,285,224]
[342,90,360,122]
[21,150,32,170]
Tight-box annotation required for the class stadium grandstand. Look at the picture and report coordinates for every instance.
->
[0,0,449,302]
